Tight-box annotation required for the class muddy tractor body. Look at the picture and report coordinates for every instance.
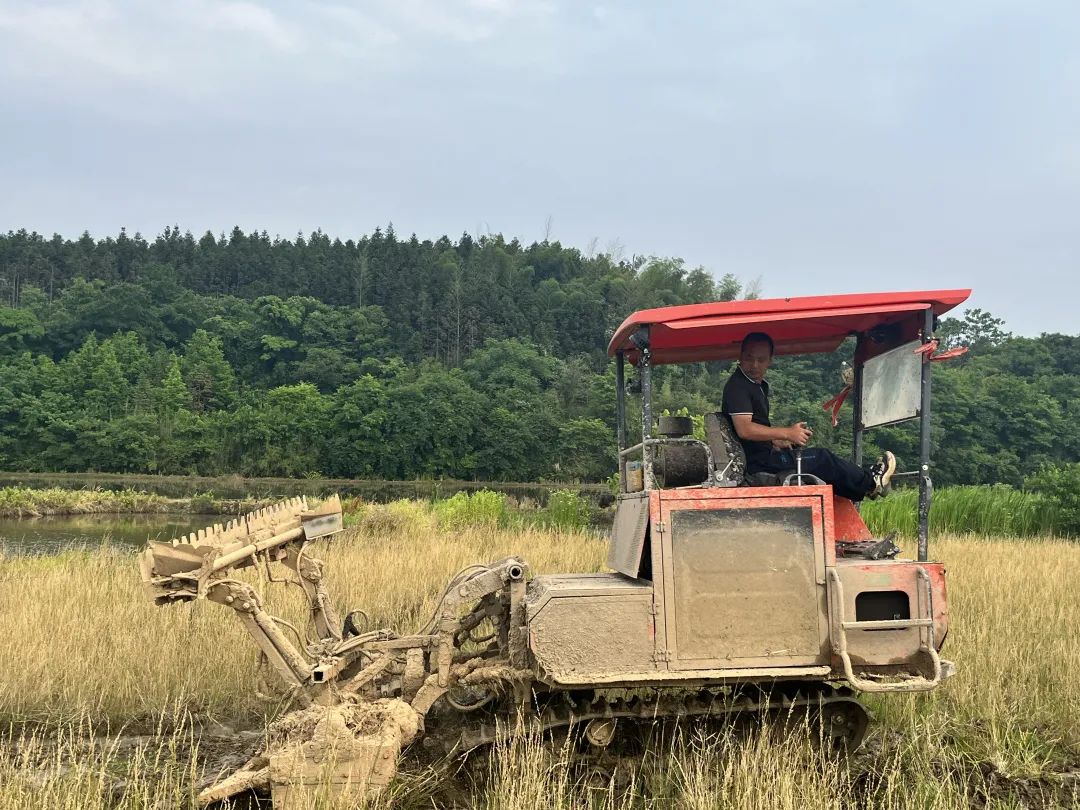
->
[140,289,969,807]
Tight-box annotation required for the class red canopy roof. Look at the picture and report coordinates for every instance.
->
[607,289,971,365]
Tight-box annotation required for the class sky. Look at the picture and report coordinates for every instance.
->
[1,1,1078,335]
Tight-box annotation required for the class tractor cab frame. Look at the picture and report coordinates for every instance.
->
[607,289,971,559]
[601,289,971,692]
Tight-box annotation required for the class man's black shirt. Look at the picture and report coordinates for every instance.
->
[721,368,772,469]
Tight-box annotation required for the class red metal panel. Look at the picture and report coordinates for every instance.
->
[658,484,833,502]
[836,560,949,651]
[821,491,838,567]
[833,495,872,542]
[662,302,930,335]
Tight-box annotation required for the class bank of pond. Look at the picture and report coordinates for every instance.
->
[0,480,1068,556]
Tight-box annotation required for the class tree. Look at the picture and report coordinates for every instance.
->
[182,329,236,411]
[555,418,614,481]
[0,305,44,355]
[938,308,1011,353]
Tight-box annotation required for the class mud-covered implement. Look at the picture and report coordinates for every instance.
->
[141,289,966,807]
[142,495,535,807]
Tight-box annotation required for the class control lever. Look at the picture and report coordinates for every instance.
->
[782,445,824,487]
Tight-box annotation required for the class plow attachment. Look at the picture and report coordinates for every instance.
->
[140,495,343,604]
[138,494,531,807]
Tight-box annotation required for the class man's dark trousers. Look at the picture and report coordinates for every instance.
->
[748,448,874,502]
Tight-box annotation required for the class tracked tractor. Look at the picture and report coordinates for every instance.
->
[140,288,969,807]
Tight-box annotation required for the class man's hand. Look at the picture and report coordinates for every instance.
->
[785,422,813,446]
[771,439,793,450]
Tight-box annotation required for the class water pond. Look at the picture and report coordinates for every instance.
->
[0,514,221,556]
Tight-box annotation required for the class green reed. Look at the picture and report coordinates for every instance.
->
[862,484,1062,538]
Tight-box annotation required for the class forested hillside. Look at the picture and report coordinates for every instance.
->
[0,227,1075,486]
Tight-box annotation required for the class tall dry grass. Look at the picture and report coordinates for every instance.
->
[1,502,1078,808]
[0,504,607,727]
[872,533,1080,774]
[0,715,200,810]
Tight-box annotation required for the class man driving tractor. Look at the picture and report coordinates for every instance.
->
[723,331,896,501]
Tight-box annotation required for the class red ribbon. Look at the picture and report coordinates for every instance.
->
[914,340,968,362]
[930,346,968,362]
[821,385,852,427]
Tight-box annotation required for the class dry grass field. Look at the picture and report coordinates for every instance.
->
[0,501,1077,809]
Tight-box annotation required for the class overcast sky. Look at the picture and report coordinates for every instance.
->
[1,1,1077,335]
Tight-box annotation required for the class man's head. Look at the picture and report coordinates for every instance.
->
[738,332,774,383]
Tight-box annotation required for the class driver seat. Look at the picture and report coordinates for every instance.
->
[704,412,795,487]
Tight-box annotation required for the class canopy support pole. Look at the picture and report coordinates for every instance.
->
[637,331,654,491]
[615,352,627,493]
[918,309,934,561]
[852,335,864,468]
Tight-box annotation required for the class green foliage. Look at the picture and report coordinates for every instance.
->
[554,419,614,482]
[0,227,1077,487]
[660,407,706,441]
[0,487,172,518]
[182,330,236,411]
[861,485,1061,538]
[0,306,44,355]
[605,472,621,497]
[432,490,516,529]
[1025,464,1080,537]
[538,490,592,530]
[187,492,218,514]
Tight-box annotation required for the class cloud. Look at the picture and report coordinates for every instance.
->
[0,1,153,81]
[369,0,557,44]
[375,0,495,44]
[467,0,556,15]
[0,0,566,97]
[198,1,301,52]
[313,4,400,48]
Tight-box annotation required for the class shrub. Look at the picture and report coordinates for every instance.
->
[187,492,218,514]
[538,490,592,531]
[356,500,429,537]
[1025,463,1080,538]
[432,490,515,529]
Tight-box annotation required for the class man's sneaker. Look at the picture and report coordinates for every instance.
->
[869,450,897,497]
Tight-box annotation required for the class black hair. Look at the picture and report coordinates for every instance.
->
[740,332,775,356]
